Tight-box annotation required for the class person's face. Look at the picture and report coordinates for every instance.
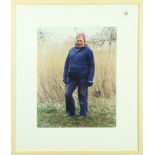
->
[75,37,85,48]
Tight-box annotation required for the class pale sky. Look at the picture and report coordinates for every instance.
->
[38,26,116,44]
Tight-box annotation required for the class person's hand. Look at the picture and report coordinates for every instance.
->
[87,81,93,87]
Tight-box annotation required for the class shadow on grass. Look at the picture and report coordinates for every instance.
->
[37,98,116,128]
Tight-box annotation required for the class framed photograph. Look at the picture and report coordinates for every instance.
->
[12,0,143,155]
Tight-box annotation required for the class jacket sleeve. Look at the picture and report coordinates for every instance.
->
[87,49,95,82]
[63,53,69,82]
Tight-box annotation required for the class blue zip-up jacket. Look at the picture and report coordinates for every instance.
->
[63,46,95,83]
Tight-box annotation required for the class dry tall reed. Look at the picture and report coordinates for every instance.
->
[37,41,116,104]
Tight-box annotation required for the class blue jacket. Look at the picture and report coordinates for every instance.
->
[63,46,95,83]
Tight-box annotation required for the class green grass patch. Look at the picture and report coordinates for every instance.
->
[37,97,116,128]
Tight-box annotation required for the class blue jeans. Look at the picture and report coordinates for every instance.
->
[65,77,88,116]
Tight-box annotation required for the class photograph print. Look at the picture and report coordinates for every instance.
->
[37,27,116,128]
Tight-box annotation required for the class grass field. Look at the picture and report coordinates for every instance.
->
[37,97,116,128]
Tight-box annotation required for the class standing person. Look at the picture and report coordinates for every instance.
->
[63,33,95,120]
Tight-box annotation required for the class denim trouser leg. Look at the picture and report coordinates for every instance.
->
[77,78,88,116]
[65,79,77,115]
[86,88,88,112]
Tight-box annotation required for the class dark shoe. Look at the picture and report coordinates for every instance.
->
[77,115,85,120]
[64,113,75,118]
